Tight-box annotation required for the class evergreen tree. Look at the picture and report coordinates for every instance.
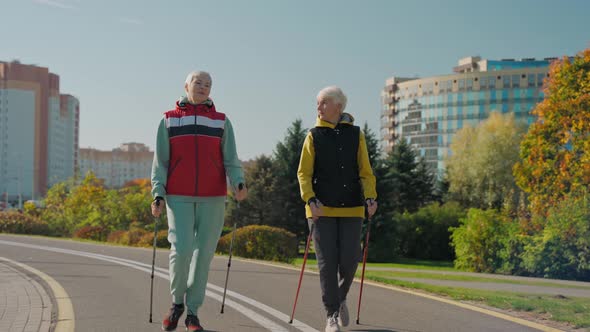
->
[225,155,279,228]
[382,139,435,213]
[273,119,308,239]
[362,122,381,167]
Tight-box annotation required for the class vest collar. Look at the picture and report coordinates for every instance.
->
[314,112,355,128]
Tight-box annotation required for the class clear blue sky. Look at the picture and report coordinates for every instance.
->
[2,0,589,160]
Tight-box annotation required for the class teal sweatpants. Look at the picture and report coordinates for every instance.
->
[165,197,225,314]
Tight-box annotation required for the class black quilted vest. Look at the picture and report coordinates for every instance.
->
[310,124,364,207]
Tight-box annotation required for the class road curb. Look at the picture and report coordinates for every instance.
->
[0,257,75,332]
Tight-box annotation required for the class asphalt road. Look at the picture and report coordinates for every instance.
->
[0,234,553,331]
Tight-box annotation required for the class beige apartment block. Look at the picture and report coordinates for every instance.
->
[79,143,153,188]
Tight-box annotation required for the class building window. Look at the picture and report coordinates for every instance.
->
[424,82,434,95]
[512,74,520,88]
[528,74,536,87]
[503,76,511,88]
[537,73,545,87]
[480,76,488,89]
[466,78,473,91]
[488,77,496,89]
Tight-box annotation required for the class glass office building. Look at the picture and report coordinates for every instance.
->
[381,56,555,176]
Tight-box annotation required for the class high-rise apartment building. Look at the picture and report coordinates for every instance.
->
[0,60,79,205]
[381,56,554,175]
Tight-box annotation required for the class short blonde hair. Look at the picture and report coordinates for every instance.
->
[317,86,347,111]
[185,71,212,85]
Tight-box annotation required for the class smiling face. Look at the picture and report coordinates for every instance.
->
[316,94,342,124]
[185,73,212,104]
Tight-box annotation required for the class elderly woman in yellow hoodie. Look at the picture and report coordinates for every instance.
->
[297,86,378,332]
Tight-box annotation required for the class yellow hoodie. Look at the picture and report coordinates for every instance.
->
[297,113,377,218]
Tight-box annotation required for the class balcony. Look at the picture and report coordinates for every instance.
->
[384,85,398,94]
[386,120,399,129]
[382,108,395,117]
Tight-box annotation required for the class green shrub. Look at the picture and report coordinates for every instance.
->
[107,230,130,245]
[496,222,529,275]
[450,208,515,272]
[366,214,402,262]
[522,193,590,281]
[0,211,50,235]
[216,225,297,263]
[127,228,148,246]
[137,230,170,248]
[398,202,465,261]
[73,225,106,241]
[220,225,233,238]
[23,201,41,217]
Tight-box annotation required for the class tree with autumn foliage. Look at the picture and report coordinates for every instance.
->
[62,172,124,239]
[447,112,527,210]
[514,49,590,217]
[119,178,155,229]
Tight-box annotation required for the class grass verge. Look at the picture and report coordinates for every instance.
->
[293,257,456,271]
[365,270,590,290]
[368,277,590,328]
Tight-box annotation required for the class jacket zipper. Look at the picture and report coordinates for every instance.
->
[168,158,181,177]
[194,113,199,196]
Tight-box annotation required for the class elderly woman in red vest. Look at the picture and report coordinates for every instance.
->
[297,86,378,332]
[151,71,247,331]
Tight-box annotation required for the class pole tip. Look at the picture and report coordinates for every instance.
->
[288,319,293,324]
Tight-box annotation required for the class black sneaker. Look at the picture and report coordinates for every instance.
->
[185,314,204,331]
[162,303,184,331]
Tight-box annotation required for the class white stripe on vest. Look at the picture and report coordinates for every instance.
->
[166,115,225,129]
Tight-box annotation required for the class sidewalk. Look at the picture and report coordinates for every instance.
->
[361,266,590,287]
[0,258,52,332]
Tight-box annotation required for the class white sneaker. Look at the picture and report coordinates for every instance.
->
[325,313,341,332]
[338,301,349,327]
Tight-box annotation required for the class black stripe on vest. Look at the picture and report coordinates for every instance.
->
[169,125,224,138]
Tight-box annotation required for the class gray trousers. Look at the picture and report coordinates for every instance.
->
[308,217,363,317]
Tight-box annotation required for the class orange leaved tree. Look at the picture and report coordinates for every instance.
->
[514,48,590,219]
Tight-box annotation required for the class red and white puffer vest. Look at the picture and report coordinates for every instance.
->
[165,100,227,197]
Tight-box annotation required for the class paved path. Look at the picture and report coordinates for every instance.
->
[0,258,53,332]
[362,267,590,287]
[392,277,590,298]
[0,234,577,331]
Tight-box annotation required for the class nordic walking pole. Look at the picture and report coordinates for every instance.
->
[220,222,237,314]
[289,222,314,324]
[221,183,243,314]
[149,199,161,323]
[356,214,372,325]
